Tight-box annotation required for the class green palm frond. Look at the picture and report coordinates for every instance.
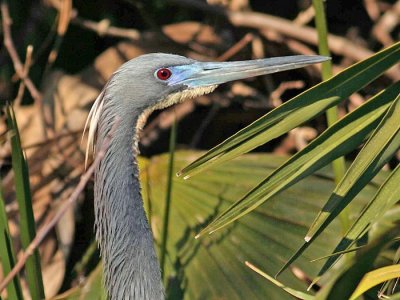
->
[55,151,386,299]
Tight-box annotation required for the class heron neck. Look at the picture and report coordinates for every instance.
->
[94,110,164,299]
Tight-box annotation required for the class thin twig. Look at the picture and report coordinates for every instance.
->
[71,13,141,40]
[170,0,400,80]
[229,11,374,62]
[1,3,54,137]
[270,80,305,107]
[0,117,120,293]
[1,4,43,103]
[372,1,400,47]
[15,45,33,106]
[363,0,381,21]
[293,5,315,25]
[217,33,254,61]
[44,0,72,71]
[23,130,81,150]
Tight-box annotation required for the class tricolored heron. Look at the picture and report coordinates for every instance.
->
[85,53,328,299]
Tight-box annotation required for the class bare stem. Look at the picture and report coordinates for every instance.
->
[15,45,33,106]
[1,4,42,103]
[312,0,349,233]
[217,33,254,61]
[1,3,54,138]
[71,13,140,40]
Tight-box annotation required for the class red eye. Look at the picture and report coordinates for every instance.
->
[156,68,172,80]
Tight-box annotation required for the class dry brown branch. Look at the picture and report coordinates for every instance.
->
[1,3,55,138]
[228,11,374,61]
[270,80,305,107]
[1,4,43,103]
[23,130,81,150]
[15,45,34,106]
[170,0,400,80]
[0,118,120,293]
[364,0,381,21]
[285,39,317,56]
[71,13,141,40]
[47,0,72,65]
[251,34,264,58]
[372,1,400,47]
[217,33,254,61]
[293,5,315,25]
[57,0,72,35]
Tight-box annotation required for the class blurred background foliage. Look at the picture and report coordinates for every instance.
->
[0,0,399,299]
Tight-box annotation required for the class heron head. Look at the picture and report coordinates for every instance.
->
[84,53,328,160]
[106,53,329,112]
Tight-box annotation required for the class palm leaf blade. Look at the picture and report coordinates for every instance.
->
[56,152,383,299]
[179,42,400,178]
[278,92,400,276]
[196,82,400,237]
[319,163,400,274]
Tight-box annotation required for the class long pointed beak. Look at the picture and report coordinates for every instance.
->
[169,55,329,88]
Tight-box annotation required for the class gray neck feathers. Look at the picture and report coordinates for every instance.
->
[94,92,164,299]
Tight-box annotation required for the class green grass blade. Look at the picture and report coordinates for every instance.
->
[313,0,349,234]
[312,0,343,144]
[319,163,400,274]
[350,264,400,300]
[315,227,398,300]
[6,105,45,300]
[195,82,400,237]
[0,185,23,299]
[179,42,400,178]
[245,261,315,300]
[378,247,400,297]
[306,93,400,240]
[310,246,365,262]
[313,0,333,81]
[278,92,400,276]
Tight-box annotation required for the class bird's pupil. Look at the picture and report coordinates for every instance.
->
[157,68,171,80]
